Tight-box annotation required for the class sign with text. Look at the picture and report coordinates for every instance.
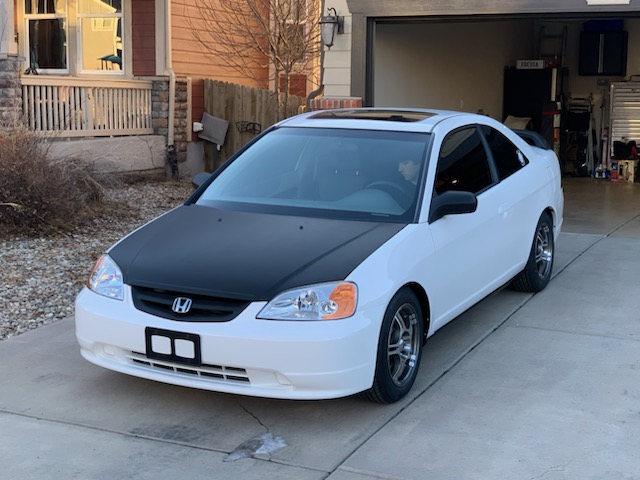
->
[516,60,545,69]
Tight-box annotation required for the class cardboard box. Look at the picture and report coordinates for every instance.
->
[617,160,637,183]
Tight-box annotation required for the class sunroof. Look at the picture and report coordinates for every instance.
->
[309,109,436,122]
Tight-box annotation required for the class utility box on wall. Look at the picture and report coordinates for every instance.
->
[579,20,628,76]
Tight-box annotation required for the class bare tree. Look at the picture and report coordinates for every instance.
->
[188,0,322,120]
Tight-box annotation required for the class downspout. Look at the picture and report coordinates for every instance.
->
[305,51,325,110]
[306,0,326,110]
[165,0,177,177]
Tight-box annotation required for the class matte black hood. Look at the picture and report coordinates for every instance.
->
[108,205,405,301]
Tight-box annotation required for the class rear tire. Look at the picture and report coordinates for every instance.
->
[511,212,554,293]
[361,289,423,404]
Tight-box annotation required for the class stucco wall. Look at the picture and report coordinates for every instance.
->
[47,136,167,173]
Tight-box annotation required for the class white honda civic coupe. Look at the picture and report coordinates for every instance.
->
[75,108,563,403]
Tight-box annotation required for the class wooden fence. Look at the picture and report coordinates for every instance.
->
[203,79,306,169]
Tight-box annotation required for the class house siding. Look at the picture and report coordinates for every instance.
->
[170,0,269,131]
[132,0,157,77]
[319,0,352,98]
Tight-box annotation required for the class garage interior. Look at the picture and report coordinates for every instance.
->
[371,15,640,182]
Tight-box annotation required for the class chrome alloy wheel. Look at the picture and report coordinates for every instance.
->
[387,303,421,387]
[535,222,553,280]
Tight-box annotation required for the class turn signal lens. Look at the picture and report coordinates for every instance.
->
[323,283,357,319]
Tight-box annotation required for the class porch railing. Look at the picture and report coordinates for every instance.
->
[21,76,154,137]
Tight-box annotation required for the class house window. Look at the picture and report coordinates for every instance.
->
[278,0,310,64]
[280,0,307,19]
[24,0,68,72]
[279,73,307,97]
[77,0,123,72]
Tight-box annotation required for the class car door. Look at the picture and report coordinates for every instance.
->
[479,125,537,275]
[425,125,513,330]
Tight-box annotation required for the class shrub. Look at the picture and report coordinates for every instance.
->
[0,121,108,235]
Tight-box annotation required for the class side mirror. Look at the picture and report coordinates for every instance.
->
[428,190,478,223]
[191,172,212,189]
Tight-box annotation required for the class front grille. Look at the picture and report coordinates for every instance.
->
[127,351,250,383]
[132,286,250,322]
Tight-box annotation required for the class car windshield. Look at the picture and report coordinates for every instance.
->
[196,127,431,222]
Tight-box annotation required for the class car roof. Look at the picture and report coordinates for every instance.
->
[276,108,471,133]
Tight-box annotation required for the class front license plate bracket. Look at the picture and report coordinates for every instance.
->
[145,327,202,367]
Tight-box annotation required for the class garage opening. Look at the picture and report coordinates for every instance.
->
[370,14,640,180]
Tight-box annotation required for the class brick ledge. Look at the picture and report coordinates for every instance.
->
[308,96,363,111]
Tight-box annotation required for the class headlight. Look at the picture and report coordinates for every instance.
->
[258,282,357,321]
[87,254,124,301]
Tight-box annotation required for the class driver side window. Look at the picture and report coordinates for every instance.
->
[435,127,493,195]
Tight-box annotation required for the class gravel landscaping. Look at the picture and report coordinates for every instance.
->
[0,178,195,341]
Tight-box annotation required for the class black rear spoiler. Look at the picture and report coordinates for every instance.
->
[512,130,552,150]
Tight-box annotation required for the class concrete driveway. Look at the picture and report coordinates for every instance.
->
[2,178,639,479]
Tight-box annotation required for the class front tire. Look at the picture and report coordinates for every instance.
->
[361,289,423,404]
[511,212,554,292]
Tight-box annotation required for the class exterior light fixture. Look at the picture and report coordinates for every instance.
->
[319,7,344,49]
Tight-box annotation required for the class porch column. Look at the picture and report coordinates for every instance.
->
[0,54,23,122]
[0,0,23,122]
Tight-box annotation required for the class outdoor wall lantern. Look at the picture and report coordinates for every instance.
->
[320,7,344,49]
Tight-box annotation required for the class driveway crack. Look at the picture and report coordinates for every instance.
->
[530,458,574,479]
[239,402,269,432]
[225,403,287,462]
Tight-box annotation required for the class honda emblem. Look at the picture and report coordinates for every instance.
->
[172,297,193,314]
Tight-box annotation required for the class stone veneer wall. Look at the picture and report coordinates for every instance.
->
[0,56,24,123]
[151,76,189,163]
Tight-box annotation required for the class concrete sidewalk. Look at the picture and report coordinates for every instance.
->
[2,178,640,479]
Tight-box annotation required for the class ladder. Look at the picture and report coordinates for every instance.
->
[538,25,568,67]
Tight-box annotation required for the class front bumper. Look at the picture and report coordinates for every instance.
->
[75,287,377,400]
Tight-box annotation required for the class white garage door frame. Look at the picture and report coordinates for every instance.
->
[346,0,640,105]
